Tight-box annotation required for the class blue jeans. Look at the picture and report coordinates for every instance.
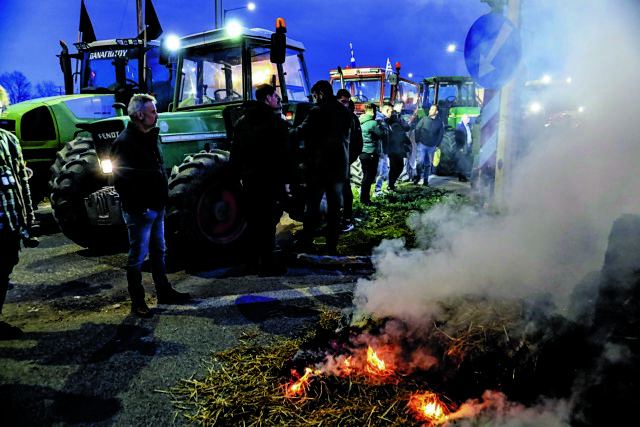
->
[122,209,169,302]
[417,144,438,181]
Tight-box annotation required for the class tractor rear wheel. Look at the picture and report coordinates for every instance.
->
[165,151,248,261]
[436,130,458,176]
[49,138,128,250]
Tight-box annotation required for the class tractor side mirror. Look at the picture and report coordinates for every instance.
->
[270,18,287,64]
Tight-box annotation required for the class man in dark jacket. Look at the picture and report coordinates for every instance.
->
[112,94,190,318]
[290,80,352,255]
[336,89,362,231]
[230,84,291,276]
[415,105,445,186]
[381,103,411,191]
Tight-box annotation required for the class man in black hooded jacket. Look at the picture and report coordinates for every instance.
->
[290,80,352,255]
[230,84,292,276]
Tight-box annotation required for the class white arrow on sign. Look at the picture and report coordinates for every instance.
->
[478,22,513,77]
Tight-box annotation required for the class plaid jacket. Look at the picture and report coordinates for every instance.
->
[0,128,34,232]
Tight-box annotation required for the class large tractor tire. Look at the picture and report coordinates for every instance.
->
[165,151,248,261]
[49,138,128,250]
[435,130,458,176]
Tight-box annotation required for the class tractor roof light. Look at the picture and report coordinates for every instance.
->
[165,34,181,51]
[116,38,143,46]
[226,21,243,38]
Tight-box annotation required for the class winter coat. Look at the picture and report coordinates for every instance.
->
[386,114,411,156]
[112,121,168,214]
[230,100,292,186]
[290,98,352,184]
[349,112,364,165]
[359,113,384,156]
[415,115,445,147]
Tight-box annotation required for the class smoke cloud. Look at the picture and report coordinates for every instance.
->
[350,0,640,423]
[354,0,640,325]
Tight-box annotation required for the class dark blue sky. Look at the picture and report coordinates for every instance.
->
[2,0,491,88]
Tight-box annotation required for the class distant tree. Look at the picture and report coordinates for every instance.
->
[0,71,32,103]
[35,80,62,97]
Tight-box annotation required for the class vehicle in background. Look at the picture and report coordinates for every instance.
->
[329,63,422,117]
[0,1,170,208]
[421,76,483,176]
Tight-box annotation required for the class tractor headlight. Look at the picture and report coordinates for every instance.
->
[101,159,113,174]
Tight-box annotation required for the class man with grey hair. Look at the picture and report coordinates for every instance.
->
[111,94,190,318]
[0,85,38,339]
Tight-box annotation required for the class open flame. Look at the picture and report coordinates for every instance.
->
[408,391,451,425]
[366,346,386,373]
[284,367,315,398]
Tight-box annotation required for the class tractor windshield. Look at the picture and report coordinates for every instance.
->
[250,47,310,102]
[333,78,383,104]
[396,80,421,112]
[83,48,134,90]
[178,46,243,108]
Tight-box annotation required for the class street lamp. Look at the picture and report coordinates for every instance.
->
[446,43,458,53]
[223,2,256,27]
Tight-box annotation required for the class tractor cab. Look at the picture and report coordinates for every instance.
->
[60,38,173,113]
[422,76,483,128]
[329,65,421,117]
[172,27,311,112]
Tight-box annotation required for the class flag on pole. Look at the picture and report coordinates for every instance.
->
[385,57,392,77]
[79,0,97,43]
[349,42,356,68]
[137,0,163,41]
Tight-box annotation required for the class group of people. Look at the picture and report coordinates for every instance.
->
[0,79,475,325]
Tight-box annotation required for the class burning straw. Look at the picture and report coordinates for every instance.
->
[162,299,552,425]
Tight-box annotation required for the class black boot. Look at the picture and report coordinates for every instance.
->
[156,283,191,305]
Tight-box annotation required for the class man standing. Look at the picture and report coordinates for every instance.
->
[454,113,473,182]
[359,103,385,205]
[112,94,190,318]
[336,89,362,232]
[0,85,38,340]
[381,103,411,191]
[415,105,445,186]
[290,80,352,255]
[230,84,291,276]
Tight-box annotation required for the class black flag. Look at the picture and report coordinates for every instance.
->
[137,0,163,40]
[79,0,96,43]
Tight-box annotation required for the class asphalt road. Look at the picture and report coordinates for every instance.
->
[0,207,373,426]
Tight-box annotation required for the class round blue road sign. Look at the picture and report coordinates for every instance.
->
[464,13,521,89]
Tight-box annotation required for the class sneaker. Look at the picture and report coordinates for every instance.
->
[0,321,24,340]
[156,287,191,305]
[341,219,355,232]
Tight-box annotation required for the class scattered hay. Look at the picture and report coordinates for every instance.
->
[163,301,544,426]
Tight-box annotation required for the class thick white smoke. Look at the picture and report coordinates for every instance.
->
[354,0,640,325]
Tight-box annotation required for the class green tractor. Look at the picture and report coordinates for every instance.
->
[49,22,313,257]
[0,37,172,208]
[421,76,483,176]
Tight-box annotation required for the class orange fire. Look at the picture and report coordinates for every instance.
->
[285,367,315,398]
[408,391,450,425]
[366,346,387,373]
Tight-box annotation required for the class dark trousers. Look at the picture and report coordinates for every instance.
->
[0,228,21,313]
[360,154,380,204]
[243,180,283,268]
[342,175,353,221]
[302,179,343,250]
[388,153,405,189]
